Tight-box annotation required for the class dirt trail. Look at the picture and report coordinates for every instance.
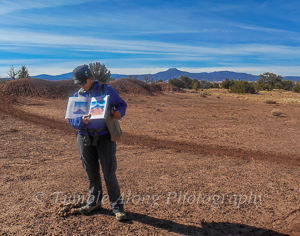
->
[1,98,298,167]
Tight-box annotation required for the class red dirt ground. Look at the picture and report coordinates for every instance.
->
[0,78,181,98]
[0,79,299,235]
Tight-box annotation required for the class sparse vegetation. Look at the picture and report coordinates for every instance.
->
[281,80,294,91]
[271,109,282,116]
[264,100,277,104]
[6,65,30,81]
[18,65,30,79]
[220,78,235,89]
[292,82,300,93]
[220,72,300,95]
[257,72,283,91]
[210,82,219,88]
[229,80,257,94]
[192,79,199,91]
[180,75,193,89]
[198,80,211,89]
[168,75,216,90]
[168,78,185,88]
[200,91,209,97]
[140,74,154,83]
[257,72,298,92]
[8,66,19,80]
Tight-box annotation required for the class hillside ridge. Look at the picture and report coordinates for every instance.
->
[31,68,300,82]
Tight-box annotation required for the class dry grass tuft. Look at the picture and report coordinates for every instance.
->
[265,99,277,104]
[55,202,84,217]
[271,109,282,116]
[200,91,209,97]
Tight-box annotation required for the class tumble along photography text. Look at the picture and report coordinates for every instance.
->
[34,190,265,209]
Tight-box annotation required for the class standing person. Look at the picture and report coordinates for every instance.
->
[68,64,128,221]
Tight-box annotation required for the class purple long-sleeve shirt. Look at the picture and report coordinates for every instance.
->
[68,81,127,136]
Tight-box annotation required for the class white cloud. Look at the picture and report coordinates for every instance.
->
[0,0,97,15]
[1,28,300,59]
[179,66,300,76]
[1,14,81,27]
[0,59,83,76]
[109,67,170,75]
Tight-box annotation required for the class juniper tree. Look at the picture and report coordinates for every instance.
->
[192,79,199,91]
[89,62,111,83]
[18,65,30,79]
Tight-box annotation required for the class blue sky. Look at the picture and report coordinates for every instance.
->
[0,0,300,77]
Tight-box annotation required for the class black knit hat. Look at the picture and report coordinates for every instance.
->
[73,64,93,85]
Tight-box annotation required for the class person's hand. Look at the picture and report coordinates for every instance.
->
[82,114,91,124]
[111,110,121,119]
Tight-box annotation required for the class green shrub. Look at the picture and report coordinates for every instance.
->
[220,78,235,89]
[229,80,257,94]
[292,83,300,93]
[257,72,283,91]
[199,80,211,89]
[192,79,199,91]
[168,78,184,88]
[211,82,219,88]
[282,80,294,91]
[200,91,209,97]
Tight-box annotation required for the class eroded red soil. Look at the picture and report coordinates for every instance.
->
[0,79,299,235]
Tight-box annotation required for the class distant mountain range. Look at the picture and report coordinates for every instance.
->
[73,108,86,114]
[31,68,300,82]
[32,72,74,81]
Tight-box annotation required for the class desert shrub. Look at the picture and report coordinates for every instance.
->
[200,91,209,97]
[281,80,294,91]
[169,76,213,90]
[265,100,277,104]
[257,72,283,91]
[18,65,30,79]
[199,80,211,89]
[271,109,282,116]
[180,75,193,89]
[210,82,219,88]
[274,83,282,89]
[168,78,184,88]
[220,78,235,89]
[192,79,199,91]
[256,72,296,91]
[229,80,257,94]
[292,83,300,93]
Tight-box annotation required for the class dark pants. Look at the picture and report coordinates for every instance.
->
[77,133,124,213]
